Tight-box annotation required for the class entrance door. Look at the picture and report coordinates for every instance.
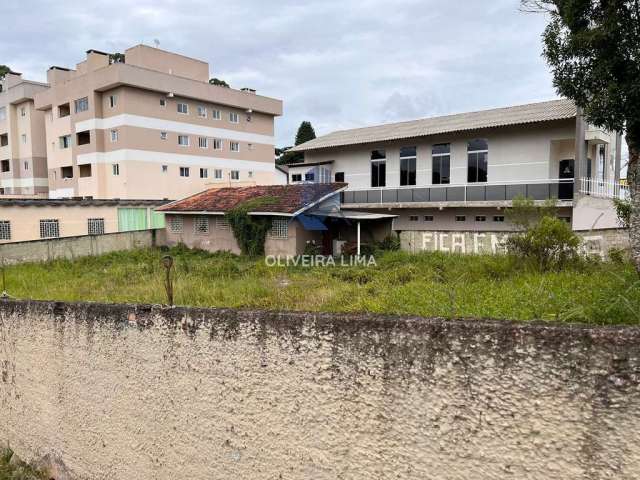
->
[558,159,574,200]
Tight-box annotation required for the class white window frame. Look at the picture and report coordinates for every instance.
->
[269,218,289,239]
[59,135,71,149]
[87,218,105,235]
[159,98,167,108]
[180,167,190,177]
[160,131,167,140]
[230,141,240,152]
[20,107,26,117]
[21,134,27,144]
[74,97,89,113]
[109,95,117,108]
[230,170,240,180]
[112,163,120,176]
[197,105,207,118]
[198,137,208,149]
[229,112,239,124]
[0,221,11,241]
[177,102,189,115]
[214,169,223,179]
[39,219,60,239]
[215,216,230,230]
[110,129,118,142]
[200,168,208,178]
[194,216,209,235]
[169,216,183,233]
[178,135,190,147]
[162,165,168,173]
[213,138,223,150]
[211,109,221,120]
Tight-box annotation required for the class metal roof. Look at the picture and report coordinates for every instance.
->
[291,99,577,152]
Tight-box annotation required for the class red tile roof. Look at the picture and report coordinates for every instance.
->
[157,183,347,215]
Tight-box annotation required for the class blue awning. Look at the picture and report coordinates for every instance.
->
[296,214,328,231]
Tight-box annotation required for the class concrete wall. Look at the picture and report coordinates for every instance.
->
[1,300,639,479]
[0,229,164,264]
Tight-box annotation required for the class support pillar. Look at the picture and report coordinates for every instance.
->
[357,221,361,256]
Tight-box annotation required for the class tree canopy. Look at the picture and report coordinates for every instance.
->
[209,78,230,88]
[294,121,316,146]
[0,65,11,92]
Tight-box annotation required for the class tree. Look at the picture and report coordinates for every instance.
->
[522,0,640,274]
[276,121,317,165]
[294,121,316,146]
[109,53,125,64]
[0,65,11,92]
[209,78,230,88]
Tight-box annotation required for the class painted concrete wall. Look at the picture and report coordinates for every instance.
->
[1,300,639,479]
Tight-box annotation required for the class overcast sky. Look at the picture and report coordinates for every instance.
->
[6,0,629,168]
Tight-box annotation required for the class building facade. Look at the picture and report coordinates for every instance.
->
[289,100,625,234]
[33,45,283,200]
[0,71,49,196]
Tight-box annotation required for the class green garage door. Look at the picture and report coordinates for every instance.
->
[118,208,148,231]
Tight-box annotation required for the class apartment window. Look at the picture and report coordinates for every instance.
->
[291,174,302,182]
[248,171,253,178]
[432,143,451,184]
[162,165,168,173]
[58,103,70,118]
[212,109,221,120]
[77,130,90,146]
[160,131,167,140]
[455,215,466,222]
[112,164,120,176]
[409,215,419,222]
[214,169,223,179]
[216,217,230,230]
[74,97,89,113]
[230,141,240,152]
[180,167,190,177]
[197,105,207,118]
[200,168,208,178]
[79,164,92,177]
[248,143,254,151]
[424,215,434,222]
[229,112,239,123]
[0,221,11,241]
[1,160,9,172]
[400,146,417,186]
[371,149,386,187]
[270,218,289,239]
[169,216,183,233]
[335,172,345,182]
[39,219,60,239]
[493,215,505,222]
[87,218,105,235]
[467,139,488,183]
[0,134,7,147]
[177,102,189,114]
[0,107,6,121]
[160,98,167,107]
[198,137,208,148]
[178,135,190,146]
[230,170,240,180]
[59,135,71,149]
[109,95,117,108]
[20,107,26,117]
[475,215,487,222]
[21,134,27,144]
[110,129,118,142]
[213,138,223,150]
[194,216,209,235]
[305,172,315,182]
[61,166,73,178]
[24,161,29,171]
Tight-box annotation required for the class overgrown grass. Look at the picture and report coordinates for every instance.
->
[0,448,46,480]
[3,246,640,325]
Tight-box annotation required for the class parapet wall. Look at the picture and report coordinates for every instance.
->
[1,300,639,479]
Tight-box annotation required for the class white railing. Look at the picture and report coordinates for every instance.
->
[579,177,629,200]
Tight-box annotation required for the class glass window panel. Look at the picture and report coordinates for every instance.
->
[399,146,416,158]
[432,143,450,155]
[371,149,386,160]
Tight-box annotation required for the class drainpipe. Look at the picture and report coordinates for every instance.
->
[357,221,361,256]
[574,109,587,198]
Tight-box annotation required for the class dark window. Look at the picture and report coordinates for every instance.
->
[305,172,315,182]
[400,146,417,186]
[334,172,345,182]
[58,103,70,118]
[79,164,92,177]
[371,149,386,160]
[291,174,302,182]
[467,139,488,183]
[1,160,9,173]
[424,215,434,222]
[432,144,450,184]
[475,215,486,222]
[455,215,466,222]
[409,215,419,222]
[493,216,505,222]
[200,168,208,178]
[61,166,73,178]
[559,216,571,223]
[371,161,386,187]
[0,134,7,147]
[180,167,190,177]
[76,131,90,145]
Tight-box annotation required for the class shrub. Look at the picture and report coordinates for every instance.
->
[0,448,47,480]
[613,198,631,229]
[374,234,401,252]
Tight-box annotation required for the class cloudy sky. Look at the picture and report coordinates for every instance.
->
[2,0,560,147]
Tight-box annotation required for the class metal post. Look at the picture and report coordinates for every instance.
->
[357,221,361,256]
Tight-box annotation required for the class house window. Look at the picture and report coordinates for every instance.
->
[24,161,29,171]
[1,160,9,172]
[39,219,60,238]
[475,215,487,222]
[109,95,117,108]
[87,218,105,235]
[214,169,223,179]
[112,164,120,176]
[58,103,71,118]
[455,215,466,222]
[229,112,239,123]
[291,174,302,182]
[21,134,27,144]
[305,172,315,182]
[79,164,92,177]
[169,216,183,233]
[335,172,345,182]
[409,215,419,222]
[213,138,223,150]
[200,168,208,178]
[424,215,434,221]
[74,97,89,113]
[197,105,207,118]
[0,107,6,121]
[77,130,90,145]
[216,217,230,230]
[110,129,118,142]
[159,98,167,107]
[467,139,488,183]
[198,137,208,148]
[61,166,73,178]
[20,107,26,117]
[59,135,71,149]
[270,218,289,239]
[178,135,189,146]
[212,109,221,120]
[194,216,209,235]
[162,165,168,173]
[0,221,11,240]
[177,102,189,114]
[371,149,386,187]
[160,131,167,140]
[0,134,7,146]
[230,170,239,180]
[180,167,190,177]
[432,143,451,184]
[400,146,417,186]
[230,141,240,152]
[493,215,505,222]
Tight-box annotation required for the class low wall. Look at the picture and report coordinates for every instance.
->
[401,228,630,256]
[0,229,166,264]
[1,300,639,479]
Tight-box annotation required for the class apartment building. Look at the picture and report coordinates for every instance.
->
[289,100,625,236]
[0,71,49,196]
[34,45,283,200]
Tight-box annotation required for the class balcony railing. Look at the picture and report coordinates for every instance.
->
[579,177,629,200]
[341,179,575,205]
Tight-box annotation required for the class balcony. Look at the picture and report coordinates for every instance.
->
[341,179,575,208]
[579,177,629,200]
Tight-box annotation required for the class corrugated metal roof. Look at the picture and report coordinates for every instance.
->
[291,99,577,152]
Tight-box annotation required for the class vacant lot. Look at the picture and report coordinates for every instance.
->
[3,246,640,324]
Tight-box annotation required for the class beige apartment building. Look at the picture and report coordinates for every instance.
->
[0,71,49,196]
[34,45,283,200]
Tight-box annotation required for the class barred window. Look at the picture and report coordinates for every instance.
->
[40,219,60,239]
[270,218,288,239]
[87,218,105,235]
[215,217,230,230]
[198,137,208,148]
[0,221,11,240]
[194,216,209,235]
[169,216,183,233]
[74,97,89,113]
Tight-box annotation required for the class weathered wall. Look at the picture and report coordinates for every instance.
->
[0,229,165,264]
[1,300,639,479]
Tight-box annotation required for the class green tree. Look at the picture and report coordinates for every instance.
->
[0,65,11,92]
[277,121,317,165]
[294,120,316,146]
[522,0,640,274]
[209,78,230,88]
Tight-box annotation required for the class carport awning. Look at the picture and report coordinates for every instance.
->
[310,210,398,220]
[297,214,328,230]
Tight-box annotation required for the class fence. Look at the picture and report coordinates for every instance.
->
[579,177,629,200]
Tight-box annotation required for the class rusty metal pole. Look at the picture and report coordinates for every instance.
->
[162,255,174,305]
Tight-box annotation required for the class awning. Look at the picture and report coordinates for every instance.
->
[296,214,328,231]
[310,210,397,220]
